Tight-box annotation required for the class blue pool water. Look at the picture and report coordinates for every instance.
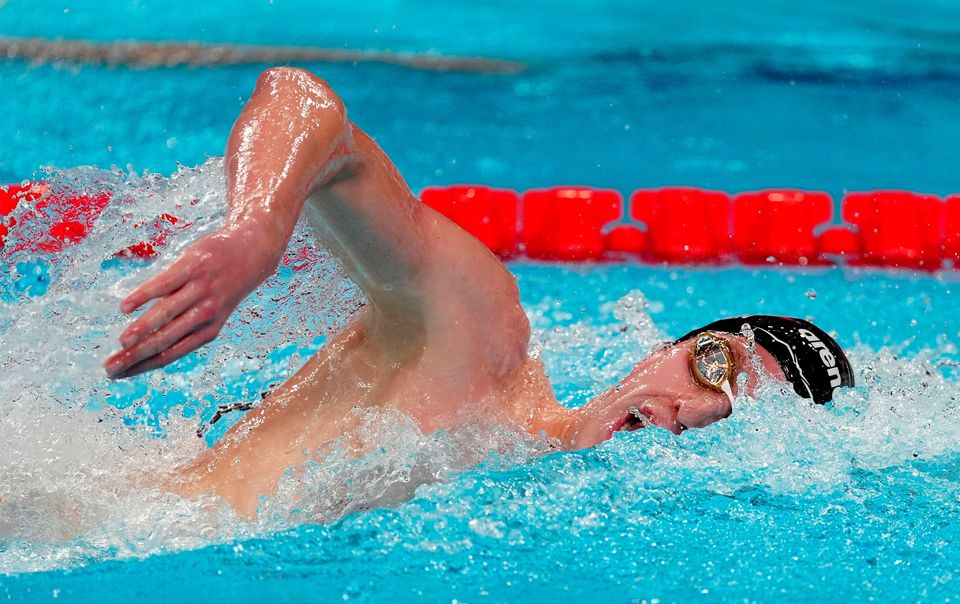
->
[2,1,960,602]
[2,165,959,603]
[2,0,960,196]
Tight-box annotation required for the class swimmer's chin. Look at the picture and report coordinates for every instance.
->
[558,407,646,450]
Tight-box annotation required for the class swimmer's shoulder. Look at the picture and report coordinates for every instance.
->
[414,206,531,371]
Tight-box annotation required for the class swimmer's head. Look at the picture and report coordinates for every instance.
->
[675,315,854,405]
[569,315,854,447]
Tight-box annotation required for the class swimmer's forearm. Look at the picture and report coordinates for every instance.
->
[104,69,355,378]
[222,67,350,252]
[221,68,432,320]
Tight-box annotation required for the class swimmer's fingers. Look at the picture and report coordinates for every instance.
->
[119,283,204,349]
[109,326,220,379]
[105,303,219,378]
[120,260,192,313]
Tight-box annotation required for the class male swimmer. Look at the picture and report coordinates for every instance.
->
[102,68,854,518]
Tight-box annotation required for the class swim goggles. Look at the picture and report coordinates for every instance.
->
[689,332,734,392]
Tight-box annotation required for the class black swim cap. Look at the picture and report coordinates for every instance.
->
[676,315,854,404]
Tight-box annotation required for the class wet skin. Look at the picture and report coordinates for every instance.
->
[103,67,787,518]
[570,335,787,449]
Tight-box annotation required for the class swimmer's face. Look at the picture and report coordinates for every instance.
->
[575,335,785,445]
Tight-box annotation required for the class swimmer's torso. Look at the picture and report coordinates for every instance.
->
[168,117,560,518]
[171,275,553,518]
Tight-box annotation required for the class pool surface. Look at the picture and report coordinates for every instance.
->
[1,0,959,196]
[2,1,960,602]
[1,163,959,602]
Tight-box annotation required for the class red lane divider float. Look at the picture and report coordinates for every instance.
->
[0,182,110,254]
[0,183,45,247]
[632,187,730,263]
[0,183,178,258]
[421,185,518,258]
[842,191,943,269]
[0,183,110,252]
[521,187,621,260]
[733,189,832,265]
[119,212,186,259]
[3,181,960,269]
[945,194,960,266]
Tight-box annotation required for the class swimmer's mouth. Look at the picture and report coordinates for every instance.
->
[613,407,648,433]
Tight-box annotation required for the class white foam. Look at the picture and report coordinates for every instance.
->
[0,160,366,571]
[0,162,956,577]
[0,161,552,574]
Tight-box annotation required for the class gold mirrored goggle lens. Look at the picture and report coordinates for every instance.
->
[689,332,734,392]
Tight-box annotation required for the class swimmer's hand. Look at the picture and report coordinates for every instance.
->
[104,225,283,378]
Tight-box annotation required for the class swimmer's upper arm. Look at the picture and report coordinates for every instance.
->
[417,207,532,368]
[107,67,524,379]
[305,129,528,361]
[301,124,430,329]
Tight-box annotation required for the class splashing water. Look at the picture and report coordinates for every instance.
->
[2,163,960,599]
[0,160,545,573]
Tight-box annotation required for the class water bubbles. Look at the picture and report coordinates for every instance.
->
[467,517,505,539]
[3,164,960,592]
[0,159,367,571]
[612,289,655,331]
[0,158,565,574]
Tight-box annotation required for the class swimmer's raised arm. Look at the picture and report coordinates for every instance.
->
[105,67,523,378]
[105,68,350,378]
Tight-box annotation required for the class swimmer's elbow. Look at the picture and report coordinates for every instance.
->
[256,67,332,97]
[255,67,347,123]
